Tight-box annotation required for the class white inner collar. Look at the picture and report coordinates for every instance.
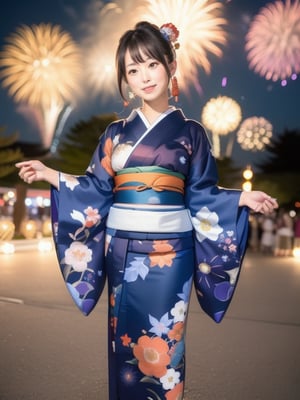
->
[136,107,176,129]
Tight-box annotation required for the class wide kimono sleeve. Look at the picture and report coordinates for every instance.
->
[184,121,249,323]
[50,121,121,315]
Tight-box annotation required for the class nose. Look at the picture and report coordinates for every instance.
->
[141,67,150,83]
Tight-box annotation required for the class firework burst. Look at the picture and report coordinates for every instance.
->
[237,116,273,151]
[245,0,300,81]
[139,0,227,94]
[201,96,242,158]
[0,23,82,148]
[82,0,227,99]
[0,23,82,107]
[81,0,148,99]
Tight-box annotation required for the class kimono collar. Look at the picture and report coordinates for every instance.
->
[127,107,177,129]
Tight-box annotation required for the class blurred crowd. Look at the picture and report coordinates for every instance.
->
[248,208,300,257]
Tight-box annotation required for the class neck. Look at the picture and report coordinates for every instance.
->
[141,98,171,125]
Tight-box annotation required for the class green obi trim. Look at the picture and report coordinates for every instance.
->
[116,166,185,180]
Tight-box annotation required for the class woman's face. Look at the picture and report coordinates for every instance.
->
[124,48,176,104]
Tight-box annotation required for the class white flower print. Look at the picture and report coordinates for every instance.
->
[191,206,223,243]
[171,300,188,322]
[60,173,80,191]
[86,164,94,173]
[124,257,149,282]
[225,267,240,285]
[113,134,120,146]
[160,368,180,390]
[64,241,92,272]
[149,312,173,337]
[111,143,133,171]
[70,210,85,225]
[179,156,186,164]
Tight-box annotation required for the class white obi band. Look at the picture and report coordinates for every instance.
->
[107,205,193,233]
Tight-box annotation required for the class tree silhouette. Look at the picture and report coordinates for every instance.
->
[254,129,300,206]
[49,113,117,174]
[0,128,23,179]
[216,157,242,188]
[256,129,299,173]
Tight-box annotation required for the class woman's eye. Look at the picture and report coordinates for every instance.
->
[127,68,137,75]
[149,62,158,68]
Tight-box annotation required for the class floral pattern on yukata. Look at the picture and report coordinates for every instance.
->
[59,205,102,311]
[115,276,192,400]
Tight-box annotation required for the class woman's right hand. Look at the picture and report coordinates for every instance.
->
[15,160,59,188]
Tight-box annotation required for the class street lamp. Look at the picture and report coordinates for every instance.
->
[242,165,253,192]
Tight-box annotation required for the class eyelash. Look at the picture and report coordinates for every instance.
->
[127,61,159,75]
[149,61,158,68]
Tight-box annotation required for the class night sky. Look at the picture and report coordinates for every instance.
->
[1,0,299,169]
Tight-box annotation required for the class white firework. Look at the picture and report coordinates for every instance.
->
[81,0,149,99]
[245,0,300,81]
[139,0,227,93]
[201,96,242,135]
[201,95,242,158]
[237,116,273,151]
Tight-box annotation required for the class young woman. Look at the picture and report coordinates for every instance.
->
[16,21,278,400]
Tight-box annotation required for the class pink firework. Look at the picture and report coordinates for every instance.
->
[245,0,300,81]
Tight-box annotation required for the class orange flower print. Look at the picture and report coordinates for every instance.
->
[120,333,132,347]
[165,381,184,400]
[101,137,114,176]
[110,293,115,307]
[84,206,101,228]
[133,335,170,378]
[152,240,174,253]
[149,240,176,268]
[168,322,184,342]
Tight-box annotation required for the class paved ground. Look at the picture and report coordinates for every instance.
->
[0,248,300,399]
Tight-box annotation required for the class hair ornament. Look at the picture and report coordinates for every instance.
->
[160,23,180,102]
[160,23,180,50]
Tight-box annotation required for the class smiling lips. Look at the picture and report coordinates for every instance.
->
[143,85,156,93]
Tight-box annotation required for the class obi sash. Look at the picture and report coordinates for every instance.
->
[113,166,185,205]
[108,166,192,233]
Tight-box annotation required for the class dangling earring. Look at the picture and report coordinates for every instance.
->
[171,76,179,102]
[124,89,135,107]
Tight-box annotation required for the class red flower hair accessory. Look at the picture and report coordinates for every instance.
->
[160,23,180,50]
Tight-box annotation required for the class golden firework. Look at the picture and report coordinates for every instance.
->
[139,0,227,93]
[0,23,82,108]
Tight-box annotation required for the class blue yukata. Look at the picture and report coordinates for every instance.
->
[51,107,249,400]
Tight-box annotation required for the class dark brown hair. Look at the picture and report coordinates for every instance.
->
[116,21,175,100]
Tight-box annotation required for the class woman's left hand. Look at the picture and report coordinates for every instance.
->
[239,191,279,214]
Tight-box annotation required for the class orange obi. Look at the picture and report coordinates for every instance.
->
[114,171,184,194]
